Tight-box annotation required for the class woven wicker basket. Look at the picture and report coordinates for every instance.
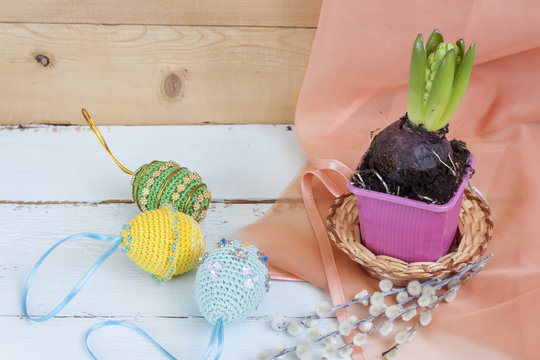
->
[327,186,493,285]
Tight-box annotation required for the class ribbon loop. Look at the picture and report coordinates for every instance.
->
[81,108,134,176]
[22,233,122,322]
[300,159,365,359]
[85,318,224,360]
[85,321,177,360]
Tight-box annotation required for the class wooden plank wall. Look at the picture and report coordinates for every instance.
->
[0,1,321,125]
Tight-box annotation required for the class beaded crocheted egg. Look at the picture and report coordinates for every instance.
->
[195,239,269,325]
[120,204,206,282]
[131,161,211,222]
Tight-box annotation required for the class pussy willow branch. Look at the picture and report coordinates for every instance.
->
[382,255,491,357]
[269,255,491,359]
[270,280,436,358]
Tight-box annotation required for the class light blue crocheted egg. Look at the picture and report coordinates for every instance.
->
[195,239,269,325]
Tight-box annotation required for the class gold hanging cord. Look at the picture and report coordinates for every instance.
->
[81,108,134,175]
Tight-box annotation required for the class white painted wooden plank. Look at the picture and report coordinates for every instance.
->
[0,203,330,318]
[0,125,306,201]
[0,124,342,360]
[0,316,341,360]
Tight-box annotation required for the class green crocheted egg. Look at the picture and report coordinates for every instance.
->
[131,161,211,222]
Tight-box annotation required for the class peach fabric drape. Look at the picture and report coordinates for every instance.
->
[237,1,540,359]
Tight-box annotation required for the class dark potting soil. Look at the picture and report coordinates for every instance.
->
[351,115,472,205]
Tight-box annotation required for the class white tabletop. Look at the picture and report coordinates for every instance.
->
[0,124,341,359]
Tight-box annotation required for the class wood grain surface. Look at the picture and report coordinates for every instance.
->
[0,124,306,201]
[0,0,321,27]
[0,124,340,359]
[0,23,315,125]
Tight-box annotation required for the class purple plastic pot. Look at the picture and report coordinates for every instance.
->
[348,156,475,263]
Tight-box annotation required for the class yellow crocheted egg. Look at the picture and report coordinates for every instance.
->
[120,204,206,282]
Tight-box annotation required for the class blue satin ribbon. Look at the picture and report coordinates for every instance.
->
[201,319,224,360]
[85,321,177,359]
[85,319,224,360]
[22,232,123,322]
[23,232,226,359]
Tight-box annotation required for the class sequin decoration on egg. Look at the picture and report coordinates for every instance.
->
[121,204,206,282]
[242,267,260,289]
[131,161,211,222]
[195,239,269,325]
[205,261,224,280]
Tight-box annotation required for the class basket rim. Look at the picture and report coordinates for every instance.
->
[327,186,493,283]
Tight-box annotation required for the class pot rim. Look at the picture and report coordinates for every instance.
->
[348,155,476,212]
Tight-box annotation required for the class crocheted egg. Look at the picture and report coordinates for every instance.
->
[120,204,205,282]
[131,161,211,222]
[195,239,269,325]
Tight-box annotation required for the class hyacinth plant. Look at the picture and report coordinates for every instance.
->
[408,29,476,132]
[351,30,476,205]
[257,255,491,360]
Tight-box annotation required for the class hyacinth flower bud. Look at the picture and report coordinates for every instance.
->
[408,29,475,132]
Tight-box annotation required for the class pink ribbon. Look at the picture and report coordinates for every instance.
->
[301,158,365,360]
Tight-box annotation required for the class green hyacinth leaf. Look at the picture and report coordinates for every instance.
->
[407,34,427,126]
[455,39,465,66]
[424,50,456,131]
[455,39,465,58]
[437,43,476,129]
[426,29,444,55]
